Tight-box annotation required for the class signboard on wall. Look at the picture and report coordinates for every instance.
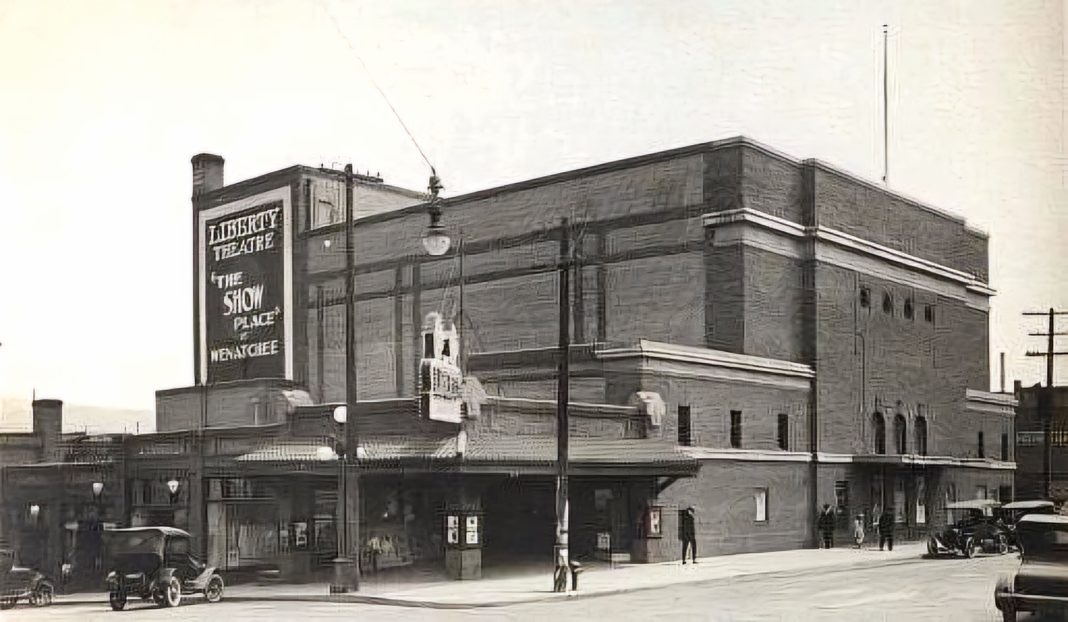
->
[199,187,293,383]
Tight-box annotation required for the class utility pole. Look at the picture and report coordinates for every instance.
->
[553,219,572,593]
[1024,308,1068,499]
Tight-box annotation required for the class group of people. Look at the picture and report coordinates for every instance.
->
[818,503,897,551]
[679,502,898,564]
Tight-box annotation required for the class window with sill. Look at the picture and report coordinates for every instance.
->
[777,414,789,451]
[678,405,692,447]
[730,410,742,449]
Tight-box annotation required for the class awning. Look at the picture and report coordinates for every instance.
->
[233,435,697,474]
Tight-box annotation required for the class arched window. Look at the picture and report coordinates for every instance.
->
[915,416,928,456]
[873,412,886,455]
[894,414,907,454]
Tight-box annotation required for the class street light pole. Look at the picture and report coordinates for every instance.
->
[553,218,571,593]
[330,163,360,593]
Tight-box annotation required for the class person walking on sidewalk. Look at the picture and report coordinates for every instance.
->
[818,503,836,549]
[680,506,698,564]
[878,507,895,551]
[853,513,865,549]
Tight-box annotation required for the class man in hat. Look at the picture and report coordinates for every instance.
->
[878,507,895,551]
[680,506,697,564]
[818,503,836,549]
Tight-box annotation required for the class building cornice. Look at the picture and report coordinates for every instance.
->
[703,208,994,296]
[596,339,815,379]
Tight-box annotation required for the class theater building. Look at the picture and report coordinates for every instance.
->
[1,137,1015,582]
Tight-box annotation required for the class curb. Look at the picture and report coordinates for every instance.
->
[45,553,931,610]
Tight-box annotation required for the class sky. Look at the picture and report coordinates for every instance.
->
[0,0,1065,412]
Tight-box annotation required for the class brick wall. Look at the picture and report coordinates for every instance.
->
[659,460,811,555]
[156,381,301,432]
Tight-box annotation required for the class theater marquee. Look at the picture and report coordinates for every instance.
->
[199,187,293,383]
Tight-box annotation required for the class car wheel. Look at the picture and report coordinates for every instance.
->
[162,577,181,608]
[927,539,937,556]
[1001,605,1016,622]
[0,597,17,610]
[204,575,224,603]
[109,591,127,611]
[998,536,1009,555]
[964,539,978,559]
[30,582,53,607]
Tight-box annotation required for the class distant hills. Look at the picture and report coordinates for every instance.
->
[0,396,155,435]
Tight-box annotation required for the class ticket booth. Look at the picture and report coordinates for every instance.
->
[444,509,482,580]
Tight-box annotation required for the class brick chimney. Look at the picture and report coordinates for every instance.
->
[32,399,62,462]
[191,153,225,197]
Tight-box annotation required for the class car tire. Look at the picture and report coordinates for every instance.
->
[1001,606,1016,622]
[964,539,978,559]
[162,577,181,608]
[998,536,1009,555]
[0,597,17,610]
[204,575,224,603]
[927,539,937,556]
[109,591,127,611]
[30,582,53,607]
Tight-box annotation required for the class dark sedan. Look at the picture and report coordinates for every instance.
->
[995,514,1068,621]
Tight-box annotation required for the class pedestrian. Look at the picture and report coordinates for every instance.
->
[818,503,835,549]
[878,507,895,551]
[853,513,865,549]
[680,506,697,564]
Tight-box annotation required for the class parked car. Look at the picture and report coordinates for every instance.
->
[927,499,1009,558]
[1000,500,1058,552]
[0,543,55,609]
[103,527,224,610]
[995,514,1068,621]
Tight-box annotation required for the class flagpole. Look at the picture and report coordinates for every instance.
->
[882,24,889,186]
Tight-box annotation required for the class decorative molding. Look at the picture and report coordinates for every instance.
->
[639,362,813,391]
[702,208,994,298]
[966,389,1018,409]
[683,447,811,463]
[598,339,814,378]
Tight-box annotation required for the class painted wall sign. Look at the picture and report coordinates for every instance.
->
[199,187,293,383]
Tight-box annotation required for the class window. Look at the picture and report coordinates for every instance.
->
[976,485,988,500]
[754,489,768,522]
[882,292,894,315]
[894,414,907,454]
[924,304,934,323]
[873,412,886,454]
[678,406,692,446]
[424,333,434,358]
[834,481,849,527]
[915,416,928,456]
[916,475,927,525]
[730,410,742,449]
[1001,432,1009,461]
[978,431,985,458]
[903,298,914,320]
[777,414,789,451]
[859,287,871,308]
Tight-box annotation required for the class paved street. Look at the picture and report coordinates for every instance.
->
[8,554,1052,622]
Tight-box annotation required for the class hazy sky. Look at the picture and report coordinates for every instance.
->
[0,0,1064,411]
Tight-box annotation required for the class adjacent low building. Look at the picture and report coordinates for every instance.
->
[1,137,1015,583]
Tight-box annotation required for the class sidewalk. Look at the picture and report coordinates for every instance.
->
[53,543,926,610]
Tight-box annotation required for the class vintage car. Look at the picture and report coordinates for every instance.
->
[1000,500,1058,551]
[995,514,1068,621]
[103,527,224,610]
[0,543,55,609]
[927,499,1009,558]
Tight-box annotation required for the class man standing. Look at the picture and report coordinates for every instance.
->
[680,506,697,564]
[878,507,895,551]
[818,503,836,549]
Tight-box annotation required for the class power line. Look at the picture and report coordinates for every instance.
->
[317,0,439,177]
